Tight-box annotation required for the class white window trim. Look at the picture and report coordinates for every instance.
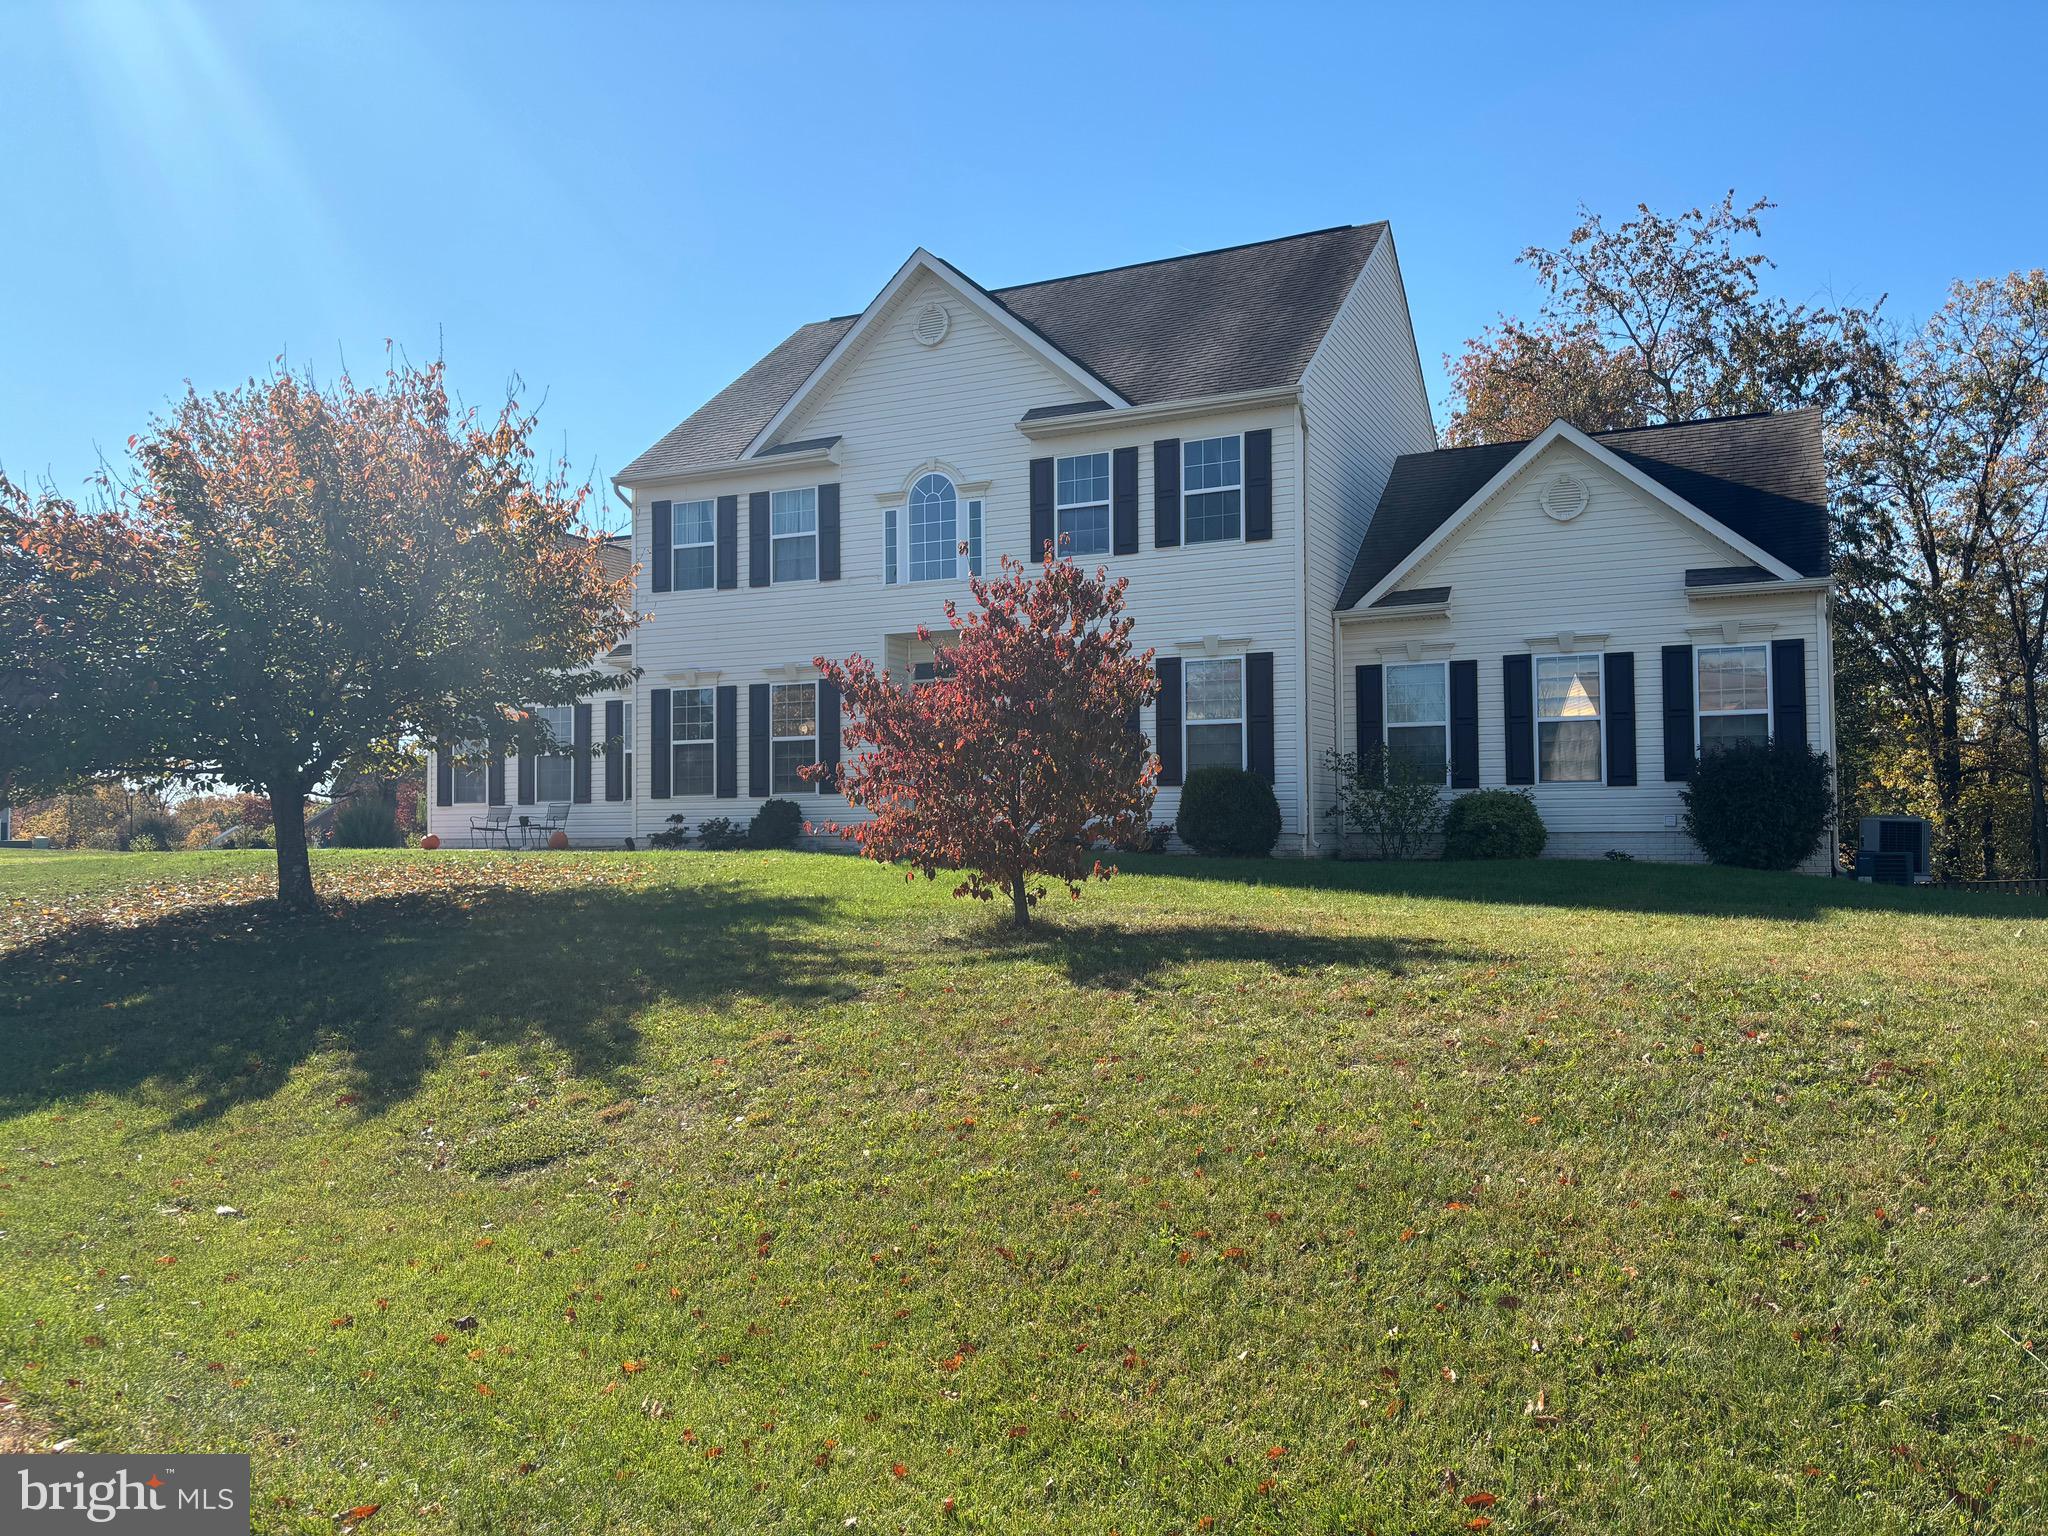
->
[770,486,819,584]
[770,680,819,795]
[1382,658,1450,788]
[1054,451,1112,560]
[1534,651,1606,786]
[671,498,716,592]
[1182,653,1248,774]
[671,687,717,798]
[1694,642,1772,754]
[1181,432,1245,547]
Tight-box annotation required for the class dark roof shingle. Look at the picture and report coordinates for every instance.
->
[1337,410,1828,610]
[620,225,1386,480]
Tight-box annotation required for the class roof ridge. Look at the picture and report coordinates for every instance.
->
[987,223,1380,295]
[1412,408,1810,462]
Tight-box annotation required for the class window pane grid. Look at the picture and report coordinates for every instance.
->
[451,740,486,803]
[1055,453,1110,557]
[1536,653,1603,783]
[771,487,817,583]
[1696,645,1769,755]
[770,682,817,795]
[671,498,715,592]
[1183,436,1242,545]
[908,473,958,582]
[1183,657,1245,773]
[1383,662,1447,785]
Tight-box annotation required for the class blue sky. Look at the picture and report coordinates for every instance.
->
[5,1,2043,531]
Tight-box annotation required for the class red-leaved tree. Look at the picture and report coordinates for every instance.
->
[810,553,1157,927]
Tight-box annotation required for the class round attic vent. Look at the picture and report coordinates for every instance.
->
[913,302,950,347]
[1542,472,1589,522]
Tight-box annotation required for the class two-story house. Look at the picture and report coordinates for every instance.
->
[426,222,1833,864]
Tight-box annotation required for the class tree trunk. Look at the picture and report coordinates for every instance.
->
[271,783,319,911]
[1009,874,1030,929]
[2023,671,2048,880]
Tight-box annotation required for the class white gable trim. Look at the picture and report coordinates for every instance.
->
[1350,420,1803,610]
[741,249,1129,458]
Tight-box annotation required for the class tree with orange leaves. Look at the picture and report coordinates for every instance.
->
[2,359,631,909]
[809,551,1157,928]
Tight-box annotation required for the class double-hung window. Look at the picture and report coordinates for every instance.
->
[671,688,715,797]
[450,741,486,803]
[671,499,715,591]
[623,701,635,800]
[1383,661,1448,784]
[1182,435,1242,544]
[534,705,574,802]
[1697,644,1769,753]
[1536,653,1603,782]
[771,682,818,794]
[1054,453,1110,558]
[771,488,818,583]
[1183,657,1245,773]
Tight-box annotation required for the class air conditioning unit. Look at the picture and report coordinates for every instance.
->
[1858,815,1932,883]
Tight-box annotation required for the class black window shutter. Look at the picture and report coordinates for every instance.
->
[1503,654,1535,785]
[435,748,452,807]
[603,698,624,801]
[1246,652,1276,785]
[517,749,536,805]
[1029,457,1054,562]
[818,679,841,791]
[1449,659,1479,789]
[1155,656,1183,786]
[1661,645,1695,780]
[1355,665,1383,760]
[818,483,841,581]
[1605,652,1637,786]
[749,683,771,797]
[651,500,671,593]
[487,751,506,806]
[1111,447,1139,555]
[1244,429,1273,542]
[749,492,771,587]
[1153,438,1181,548]
[716,495,738,589]
[715,686,738,798]
[649,687,672,799]
[572,704,593,802]
[1771,638,1806,747]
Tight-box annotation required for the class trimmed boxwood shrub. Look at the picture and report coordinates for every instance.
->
[1681,740,1834,870]
[748,798,806,849]
[1175,767,1282,858]
[1442,788,1547,860]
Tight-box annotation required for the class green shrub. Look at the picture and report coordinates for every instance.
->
[1682,739,1834,870]
[1175,767,1282,858]
[1442,789,1547,860]
[697,816,750,851]
[1325,748,1446,860]
[333,798,400,848]
[749,798,805,849]
[129,812,181,851]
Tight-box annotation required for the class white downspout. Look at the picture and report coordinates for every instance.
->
[1296,403,1316,854]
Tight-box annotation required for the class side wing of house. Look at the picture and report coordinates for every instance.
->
[1298,231,1438,847]
[1337,423,1833,865]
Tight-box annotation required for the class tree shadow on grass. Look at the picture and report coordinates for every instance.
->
[1113,853,2048,923]
[0,878,876,1126]
[976,916,1486,991]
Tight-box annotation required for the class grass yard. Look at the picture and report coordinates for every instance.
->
[1,848,2043,1533]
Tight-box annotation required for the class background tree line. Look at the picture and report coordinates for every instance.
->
[1446,193,2048,880]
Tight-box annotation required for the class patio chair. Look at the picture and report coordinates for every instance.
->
[535,802,570,846]
[468,805,512,849]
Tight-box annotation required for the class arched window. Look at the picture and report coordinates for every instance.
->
[907,473,958,582]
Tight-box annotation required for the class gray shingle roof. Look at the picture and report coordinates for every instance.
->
[619,225,1387,481]
[1337,409,1828,610]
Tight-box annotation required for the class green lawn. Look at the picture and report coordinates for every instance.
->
[1,848,2043,1533]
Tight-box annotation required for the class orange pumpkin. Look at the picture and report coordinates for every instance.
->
[548,830,569,851]
[420,834,441,850]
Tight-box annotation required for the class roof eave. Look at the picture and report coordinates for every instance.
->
[1016,385,1301,439]
[1686,575,1833,599]
[613,438,843,490]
